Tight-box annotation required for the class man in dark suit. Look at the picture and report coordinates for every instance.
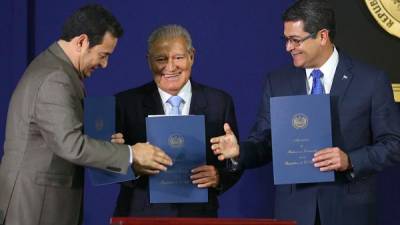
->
[113,24,241,217]
[0,5,172,225]
[211,0,400,225]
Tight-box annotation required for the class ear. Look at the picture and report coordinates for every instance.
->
[319,29,330,46]
[188,48,195,64]
[75,34,90,52]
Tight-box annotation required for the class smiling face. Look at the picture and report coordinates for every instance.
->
[284,20,325,69]
[79,32,118,77]
[147,36,194,95]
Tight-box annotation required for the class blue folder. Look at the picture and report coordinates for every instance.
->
[84,96,134,186]
[146,115,208,203]
[270,95,334,185]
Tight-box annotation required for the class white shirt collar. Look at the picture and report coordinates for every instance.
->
[158,80,192,115]
[158,80,191,104]
[305,47,339,94]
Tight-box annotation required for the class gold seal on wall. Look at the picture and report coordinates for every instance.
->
[393,83,400,102]
[365,0,400,38]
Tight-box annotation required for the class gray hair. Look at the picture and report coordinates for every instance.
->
[147,24,193,52]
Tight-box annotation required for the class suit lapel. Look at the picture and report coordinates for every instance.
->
[143,82,165,115]
[330,53,353,102]
[290,67,308,95]
[142,81,207,116]
[189,82,207,115]
[288,52,353,99]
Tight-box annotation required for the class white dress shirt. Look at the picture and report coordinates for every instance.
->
[305,47,339,95]
[158,80,192,115]
[130,81,192,168]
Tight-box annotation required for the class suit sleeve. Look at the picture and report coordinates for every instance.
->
[239,74,273,169]
[215,94,243,194]
[348,71,400,178]
[115,95,126,136]
[34,71,130,173]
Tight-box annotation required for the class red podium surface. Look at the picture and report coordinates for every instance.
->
[110,217,296,225]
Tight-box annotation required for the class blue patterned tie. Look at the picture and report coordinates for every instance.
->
[310,69,325,95]
[167,96,183,115]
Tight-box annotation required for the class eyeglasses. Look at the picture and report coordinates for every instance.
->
[282,33,316,47]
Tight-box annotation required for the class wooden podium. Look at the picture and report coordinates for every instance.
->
[110,217,296,225]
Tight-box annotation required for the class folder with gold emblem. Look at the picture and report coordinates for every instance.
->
[270,95,334,185]
[146,115,207,203]
[84,96,135,186]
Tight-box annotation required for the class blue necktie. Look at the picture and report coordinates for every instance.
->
[167,96,183,115]
[310,69,325,95]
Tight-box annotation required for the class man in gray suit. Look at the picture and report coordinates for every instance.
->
[0,4,172,225]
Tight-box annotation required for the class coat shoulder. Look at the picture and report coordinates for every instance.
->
[192,82,233,101]
[116,82,156,100]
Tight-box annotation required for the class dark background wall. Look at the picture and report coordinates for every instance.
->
[1,1,399,225]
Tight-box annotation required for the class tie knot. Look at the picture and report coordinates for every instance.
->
[167,96,183,107]
[311,69,323,79]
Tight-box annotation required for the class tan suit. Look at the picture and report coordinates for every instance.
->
[0,43,130,225]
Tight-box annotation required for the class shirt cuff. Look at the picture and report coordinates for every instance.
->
[228,158,240,171]
[128,145,141,179]
[128,145,133,164]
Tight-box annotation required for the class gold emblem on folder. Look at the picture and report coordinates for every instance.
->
[168,134,184,149]
[95,118,104,131]
[292,113,308,129]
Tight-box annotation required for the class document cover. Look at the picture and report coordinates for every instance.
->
[146,115,208,203]
[84,96,134,186]
[270,95,334,185]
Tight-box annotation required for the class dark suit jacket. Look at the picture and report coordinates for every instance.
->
[113,81,241,217]
[240,52,400,225]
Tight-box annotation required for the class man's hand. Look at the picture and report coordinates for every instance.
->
[111,133,125,144]
[210,123,239,161]
[131,142,173,175]
[190,165,219,188]
[313,147,351,172]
